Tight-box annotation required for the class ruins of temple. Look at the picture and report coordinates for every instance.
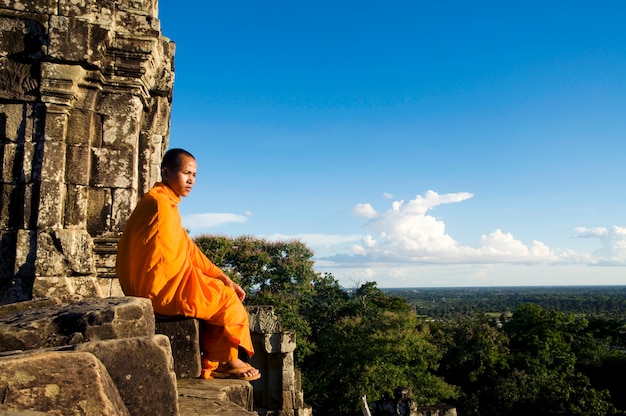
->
[0,2,313,415]
[0,0,173,305]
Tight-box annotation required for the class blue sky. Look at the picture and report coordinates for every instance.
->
[157,1,626,288]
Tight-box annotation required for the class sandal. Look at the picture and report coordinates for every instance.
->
[211,365,261,381]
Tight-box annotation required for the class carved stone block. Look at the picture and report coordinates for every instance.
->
[66,110,98,147]
[91,146,134,188]
[35,181,64,229]
[111,187,136,231]
[42,106,69,140]
[72,335,179,416]
[155,315,202,379]
[48,16,92,62]
[14,229,36,276]
[32,275,104,299]
[94,277,124,298]
[0,103,32,140]
[66,145,92,185]
[40,139,66,182]
[0,15,47,58]
[0,296,155,352]
[99,94,143,146]
[87,187,112,235]
[65,184,89,228]
[0,351,130,415]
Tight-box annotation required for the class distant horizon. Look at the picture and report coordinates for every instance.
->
[356,284,626,290]
[378,284,626,289]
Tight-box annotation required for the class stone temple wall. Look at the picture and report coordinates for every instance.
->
[0,0,175,304]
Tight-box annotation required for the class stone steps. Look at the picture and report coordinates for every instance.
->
[0,297,309,416]
[158,316,258,415]
[177,379,257,416]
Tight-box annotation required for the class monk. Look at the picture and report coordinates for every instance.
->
[116,148,260,381]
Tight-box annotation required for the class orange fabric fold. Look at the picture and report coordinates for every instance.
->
[116,182,254,361]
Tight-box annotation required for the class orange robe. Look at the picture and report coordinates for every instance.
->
[116,182,254,365]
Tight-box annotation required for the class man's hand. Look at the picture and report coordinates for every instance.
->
[231,282,246,301]
[220,273,246,301]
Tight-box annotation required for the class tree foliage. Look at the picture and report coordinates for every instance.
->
[435,304,623,416]
[195,235,457,415]
[195,234,626,416]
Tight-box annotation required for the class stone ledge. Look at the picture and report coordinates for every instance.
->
[177,378,257,416]
[155,315,202,379]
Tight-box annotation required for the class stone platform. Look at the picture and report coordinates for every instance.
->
[0,296,310,415]
[177,379,257,416]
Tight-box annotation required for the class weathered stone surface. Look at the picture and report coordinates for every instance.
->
[91,146,135,188]
[247,306,311,416]
[0,297,62,318]
[111,187,137,231]
[0,297,154,352]
[64,184,90,228]
[31,276,103,299]
[71,335,178,416]
[0,297,317,415]
[155,315,202,379]
[86,187,112,236]
[177,378,257,415]
[65,144,92,184]
[257,331,297,354]
[94,277,125,298]
[0,0,174,304]
[0,351,130,416]
[248,305,283,333]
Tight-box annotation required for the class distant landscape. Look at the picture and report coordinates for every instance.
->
[383,285,626,321]
[197,235,626,415]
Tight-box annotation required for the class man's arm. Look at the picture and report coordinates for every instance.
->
[215,270,246,301]
[187,239,246,301]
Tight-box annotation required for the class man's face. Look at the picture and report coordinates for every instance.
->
[162,154,197,197]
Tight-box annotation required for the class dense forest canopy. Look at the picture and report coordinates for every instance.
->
[195,234,626,416]
[383,286,626,321]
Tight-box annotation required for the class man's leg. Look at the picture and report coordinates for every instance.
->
[199,322,260,380]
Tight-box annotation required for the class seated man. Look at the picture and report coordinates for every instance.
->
[116,148,260,381]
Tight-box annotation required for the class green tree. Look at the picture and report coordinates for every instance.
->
[195,235,322,362]
[299,272,350,337]
[432,315,509,416]
[575,317,626,413]
[195,235,317,294]
[432,303,619,416]
[497,303,616,415]
[305,282,458,416]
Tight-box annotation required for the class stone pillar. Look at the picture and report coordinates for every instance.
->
[0,0,174,304]
[247,306,313,416]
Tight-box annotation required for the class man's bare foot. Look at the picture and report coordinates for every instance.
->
[213,358,261,380]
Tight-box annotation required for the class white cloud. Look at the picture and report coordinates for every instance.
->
[572,226,626,265]
[183,212,248,229]
[316,191,626,270]
[348,191,479,263]
[362,235,376,248]
[354,203,377,218]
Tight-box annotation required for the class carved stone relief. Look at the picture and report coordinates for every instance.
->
[0,0,174,304]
